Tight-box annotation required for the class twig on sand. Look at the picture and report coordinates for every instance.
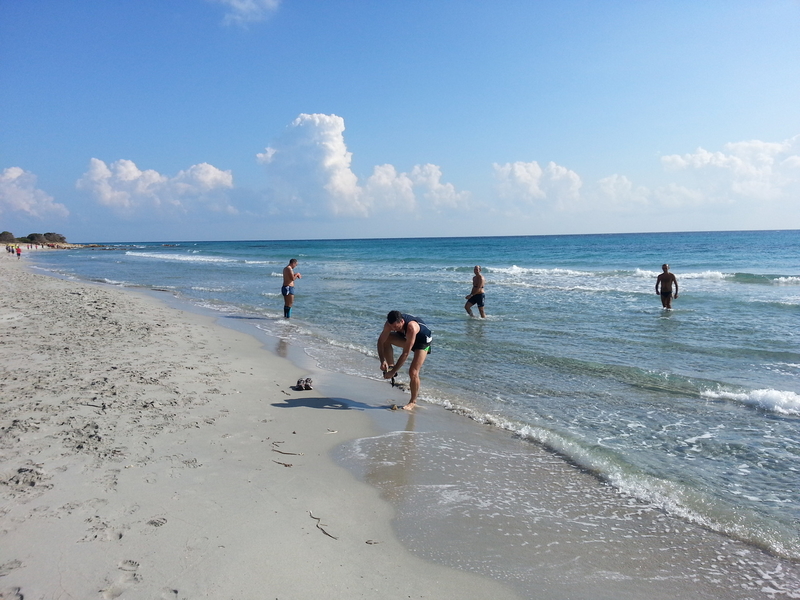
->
[308,511,338,540]
[272,460,293,467]
[271,441,303,455]
[271,448,303,456]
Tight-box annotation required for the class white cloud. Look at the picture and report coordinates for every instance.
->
[77,158,235,215]
[259,113,469,218]
[212,0,280,25]
[661,135,800,202]
[363,164,416,211]
[650,183,707,208]
[409,164,469,210]
[596,174,650,208]
[493,160,582,209]
[0,167,69,218]
[256,147,276,164]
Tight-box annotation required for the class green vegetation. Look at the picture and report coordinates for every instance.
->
[1,231,67,244]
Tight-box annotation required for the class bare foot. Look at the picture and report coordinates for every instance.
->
[401,401,416,411]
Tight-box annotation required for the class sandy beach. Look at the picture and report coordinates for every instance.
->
[0,253,520,599]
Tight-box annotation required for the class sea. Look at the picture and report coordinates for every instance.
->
[30,230,800,595]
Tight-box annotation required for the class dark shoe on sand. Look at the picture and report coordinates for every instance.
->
[303,377,313,390]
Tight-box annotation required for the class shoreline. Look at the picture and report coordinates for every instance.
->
[5,252,800,599]
[0,254,520,599]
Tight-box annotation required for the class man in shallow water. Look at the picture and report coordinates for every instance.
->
[465,265,486,318]
[281,258,302,318]
[377,310,432,410]
[655,263,679,309]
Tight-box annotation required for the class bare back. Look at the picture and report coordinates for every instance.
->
[471,272,485,295]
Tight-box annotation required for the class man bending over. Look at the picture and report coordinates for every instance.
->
[377,311,432,410]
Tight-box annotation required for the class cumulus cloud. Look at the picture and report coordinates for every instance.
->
[211,0,280,25]
[259,113,468,218]
[489,135,800,219]
[661,135,800,201]
[596,174,650,208]
[0,167,69,218]
[77,158,235,215]
[493,160,582,209]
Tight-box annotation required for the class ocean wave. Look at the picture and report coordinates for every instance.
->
[728,272,800,285]
[490,265,592,277]
[701,388,800,416]
[680,270,728,280]
[125,251,236,263]
[98,278,132,286]
[633,268,660,278]
[774,276,800,285]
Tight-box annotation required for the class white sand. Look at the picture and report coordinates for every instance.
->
[0,254,520,599]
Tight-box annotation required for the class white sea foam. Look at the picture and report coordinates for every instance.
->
[774,276,800,285]
[100,278,131,286]
[634,268,660,278]
[491,265,591,277]
[681,270,728,280]
[126,251,235,263]
[635,268,729,280]
[702,388,800,416]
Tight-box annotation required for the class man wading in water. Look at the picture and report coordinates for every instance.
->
[281,258,302,318]
[464,265,486,318]
[377,311,432,410]
[655,263,679,309]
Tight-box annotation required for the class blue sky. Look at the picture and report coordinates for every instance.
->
[1,0,799,242]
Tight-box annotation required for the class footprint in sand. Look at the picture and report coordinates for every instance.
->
[147,517,167,527]
[99,561,141,599]
[0,587,24,600]
[79,515,126,542]
[0,560,22,578]
[118,560,139,571]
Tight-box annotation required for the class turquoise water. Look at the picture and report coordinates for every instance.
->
[31,230,800,559]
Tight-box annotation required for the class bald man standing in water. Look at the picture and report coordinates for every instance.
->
[655,263,679,309]
[465,265,486,318]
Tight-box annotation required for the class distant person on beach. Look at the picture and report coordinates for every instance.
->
[655,264,679,309]
[464,265,486,318]
[378,311,432,410]
[16,247,21,259]
[281,258,302,318]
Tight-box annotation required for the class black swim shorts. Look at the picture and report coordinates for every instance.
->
[468,293,485,307]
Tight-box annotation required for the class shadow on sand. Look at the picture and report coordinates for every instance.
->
[272,396,386,411]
